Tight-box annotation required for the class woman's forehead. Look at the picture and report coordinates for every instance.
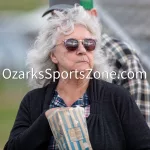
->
[58,25,93,41]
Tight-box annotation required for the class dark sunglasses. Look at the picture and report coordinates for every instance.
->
[55,38,97,51]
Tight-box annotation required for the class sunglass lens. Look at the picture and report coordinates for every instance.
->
[84,39,96,51]
[65,39,78,51]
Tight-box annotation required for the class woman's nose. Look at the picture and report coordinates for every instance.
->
[76,42,86,55]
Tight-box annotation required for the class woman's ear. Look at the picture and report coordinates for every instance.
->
[90,8,98,17]
[50,51,58,64]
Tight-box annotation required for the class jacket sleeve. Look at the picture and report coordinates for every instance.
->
[4,92,52,150]
[119,56,150,127]
[116,88,150,149]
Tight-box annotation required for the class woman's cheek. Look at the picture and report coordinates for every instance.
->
[89,56,94,68]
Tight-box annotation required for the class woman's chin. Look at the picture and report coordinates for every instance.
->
[73,64,92,71]
[72,67,91,72]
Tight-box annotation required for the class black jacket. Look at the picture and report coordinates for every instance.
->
[4,79,150,150]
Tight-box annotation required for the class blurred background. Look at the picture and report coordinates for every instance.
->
[0,0,150,149]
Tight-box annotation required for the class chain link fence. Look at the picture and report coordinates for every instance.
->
[95,0,150,81]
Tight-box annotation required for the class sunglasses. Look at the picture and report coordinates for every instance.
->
[55,38,97,51]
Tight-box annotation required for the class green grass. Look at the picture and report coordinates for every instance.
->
[0,107,18,149]
[0,0,47,11]
[0,79,29,149]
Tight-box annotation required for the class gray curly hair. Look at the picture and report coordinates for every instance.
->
[26,4,112,89]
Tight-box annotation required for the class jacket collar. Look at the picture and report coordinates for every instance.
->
[43,80,59,111]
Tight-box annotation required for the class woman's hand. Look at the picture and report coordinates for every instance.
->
[45,108,57,118]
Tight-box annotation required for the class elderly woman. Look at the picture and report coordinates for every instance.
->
[4,5,150,150]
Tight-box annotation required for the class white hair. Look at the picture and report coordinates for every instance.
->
[26,5,112,89]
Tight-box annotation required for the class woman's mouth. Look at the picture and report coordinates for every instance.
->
[77,61,88,63]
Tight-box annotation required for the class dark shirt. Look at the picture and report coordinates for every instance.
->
[4,79,150,150]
